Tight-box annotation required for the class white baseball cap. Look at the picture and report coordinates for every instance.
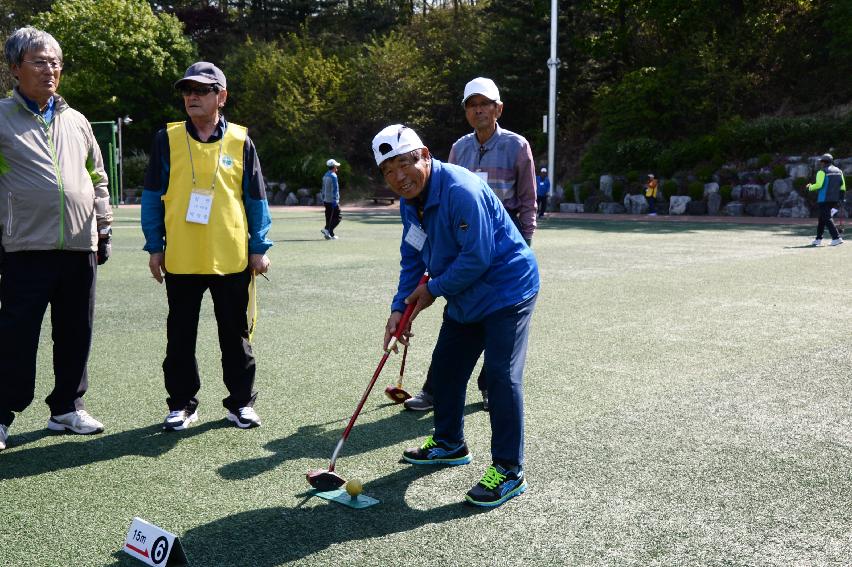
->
[540,167,547,173]
[371,125,426,167]
[326,159,340,167]
[462,77,501,107]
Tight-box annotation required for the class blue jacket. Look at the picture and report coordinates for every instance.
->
[536,175,550,197]
[321,170,339,204]
[392,159,539,323]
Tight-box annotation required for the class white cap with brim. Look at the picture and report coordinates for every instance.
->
[326,159,341,167]
[462,77,501,107]
[372,125,425,167]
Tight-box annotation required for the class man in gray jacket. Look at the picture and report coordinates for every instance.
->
[0,27,113,451]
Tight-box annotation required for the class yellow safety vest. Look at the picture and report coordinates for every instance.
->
[163,121,249,274]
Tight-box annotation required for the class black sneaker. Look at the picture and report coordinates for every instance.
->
[465,463,527,507]
[481,390,489,412]
[402,435,472,465]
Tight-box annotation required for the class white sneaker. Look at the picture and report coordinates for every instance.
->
[831,238,844,246]
[811,239,823,247]
[321,228,331,240]
[163,409,198,431]
[0,424,8,451]
[331,234,339,240]
[227,407,261,429]
[47,410,105,434]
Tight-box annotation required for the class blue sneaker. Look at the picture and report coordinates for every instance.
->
[402,435,472,465]
[465,464,527,507]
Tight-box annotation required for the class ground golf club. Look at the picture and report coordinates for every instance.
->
[306,273,430,491]
[383,342,412,403]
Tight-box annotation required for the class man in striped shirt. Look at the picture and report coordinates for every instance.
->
[403,77,537,413]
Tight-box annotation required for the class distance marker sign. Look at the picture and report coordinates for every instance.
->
[123,517,188,566]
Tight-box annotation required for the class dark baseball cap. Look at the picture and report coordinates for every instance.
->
[174,61,226,89]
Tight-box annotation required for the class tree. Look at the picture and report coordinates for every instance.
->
[34,0,196,151]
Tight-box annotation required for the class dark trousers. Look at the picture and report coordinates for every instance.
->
[816,201,840,240]
[430,295,536,466]
[647,196,656,213]
[536,196,547,218]
[324,203,341,235]
[0,251,97,426]
[163,270,257,414]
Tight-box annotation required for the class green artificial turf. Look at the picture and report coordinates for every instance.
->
[1,209,850,566]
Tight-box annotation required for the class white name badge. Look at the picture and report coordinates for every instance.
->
[123,517,189,566]
[186,189,213,224]
[404,224,427,251]
[475,170,489,185]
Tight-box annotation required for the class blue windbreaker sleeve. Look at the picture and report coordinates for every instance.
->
[427,184,493,298]
[332,173,340,204]
[141,130,168,253]
[242,135,273,254]
[391,203,427,313]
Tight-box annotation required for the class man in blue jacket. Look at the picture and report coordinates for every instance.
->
[373,124,540,507]
[320,158,341,240]
[807,153,846,246]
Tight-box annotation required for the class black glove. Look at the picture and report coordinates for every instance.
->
[97,238,111,265]
[524,237,532,247]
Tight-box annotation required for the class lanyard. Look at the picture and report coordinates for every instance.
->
[184,129,223,191]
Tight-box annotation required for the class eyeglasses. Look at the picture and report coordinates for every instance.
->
[22,59,63,71]
[180,85,219,97]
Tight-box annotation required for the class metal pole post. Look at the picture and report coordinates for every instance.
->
[546,0,559,205]
[116,116,124,205]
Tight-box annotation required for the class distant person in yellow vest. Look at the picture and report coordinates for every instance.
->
[141,62,273,431]
[645,173,658,216]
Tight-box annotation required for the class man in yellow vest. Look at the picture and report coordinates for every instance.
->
[141,62,272,431]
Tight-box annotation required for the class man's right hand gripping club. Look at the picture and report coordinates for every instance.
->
[384,278,434,353]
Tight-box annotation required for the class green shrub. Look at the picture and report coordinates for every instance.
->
[757,153,773,167]
[793,177,809,191]
[626,170,640,183]
[660,179,678,199]
[577,181,592,204]
[720,184,733,202]
[771,164,788,179]
[611,179,625,203]
[122,149,149,190]
[694,162,716,183]
[687,181,704,201]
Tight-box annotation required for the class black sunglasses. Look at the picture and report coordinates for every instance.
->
[180,85,219,97]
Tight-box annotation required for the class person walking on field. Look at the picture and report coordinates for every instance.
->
[645,174,658,216]
[373,124,539,507]
[0,27,113,451]
[404,77,537,412]
[807,153,845,247]
[321,158,342,240]
[536,167,550,219]
[141,62,273,431]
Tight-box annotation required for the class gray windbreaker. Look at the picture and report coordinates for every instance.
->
[0,89,112,253]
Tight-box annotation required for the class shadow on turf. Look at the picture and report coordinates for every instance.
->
[105,465,488,567]
[535,217,815,237]
[0,420,229,480]
[218,402,484,481]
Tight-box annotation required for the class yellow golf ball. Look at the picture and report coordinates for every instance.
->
[345,479,363,497]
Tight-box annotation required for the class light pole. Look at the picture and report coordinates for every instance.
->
[546,0,559,205]
[117,115,132,205]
